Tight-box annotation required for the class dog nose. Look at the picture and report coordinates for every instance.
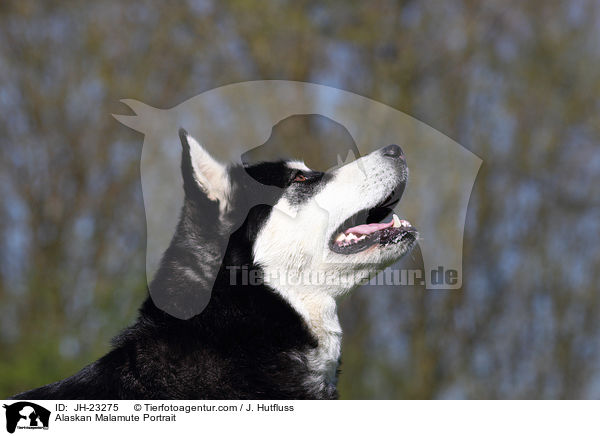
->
[382,144,404,159]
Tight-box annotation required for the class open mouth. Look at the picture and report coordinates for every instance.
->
[329,188,417,255]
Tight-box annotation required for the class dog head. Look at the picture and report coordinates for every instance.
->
[250,144,417,296]
[176,129,417,299]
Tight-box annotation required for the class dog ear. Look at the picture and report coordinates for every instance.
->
[179,128,230,207]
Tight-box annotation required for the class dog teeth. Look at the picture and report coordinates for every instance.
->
[393,214,412,228]
[335,232,367,245]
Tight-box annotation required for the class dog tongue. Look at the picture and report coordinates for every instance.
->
[345,218,394,235]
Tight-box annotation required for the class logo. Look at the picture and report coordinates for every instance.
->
[114,81,481,319]
[3,402,50,434]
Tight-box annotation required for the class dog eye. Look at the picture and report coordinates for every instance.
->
[293,173,307,183]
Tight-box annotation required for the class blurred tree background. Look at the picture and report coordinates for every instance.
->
[1,0,599,399]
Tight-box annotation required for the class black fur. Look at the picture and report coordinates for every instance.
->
[10,131,338,400]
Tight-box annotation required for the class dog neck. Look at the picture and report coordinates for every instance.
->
[264,277,343,385]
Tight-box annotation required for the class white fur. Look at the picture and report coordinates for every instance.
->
[253,152,410,384]
[286,160,312,171]
[185,133,231,215]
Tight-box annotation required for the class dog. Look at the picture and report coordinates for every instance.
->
[11,128,417,399]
